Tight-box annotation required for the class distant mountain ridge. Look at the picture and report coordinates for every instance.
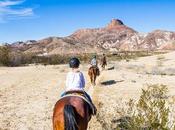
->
[8,19,175,55]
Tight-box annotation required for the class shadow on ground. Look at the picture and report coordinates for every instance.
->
[107,66,115,70]
[101,80,116,86]
[101,80,124,86]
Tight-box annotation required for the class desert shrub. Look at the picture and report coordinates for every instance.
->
[0,46,10,66]
[108,51,162,62]
[147,67,175,76]
[157,55,165,61]
[9,52,27,66]
[0,46,36,66]
[116,84,175,130]
[157,55,165,67]
[77,53,95,63]
[96,84,175,130]
[9,52,23,66]
[7,52,36,66]
[48,55,70,65]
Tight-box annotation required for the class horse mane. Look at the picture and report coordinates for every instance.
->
[64,105,78,130]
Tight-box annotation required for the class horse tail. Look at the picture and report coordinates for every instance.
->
[64,105,78,130]
[93,67,99,76]
[93,68,96,76]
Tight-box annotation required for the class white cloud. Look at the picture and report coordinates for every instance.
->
[0,0,24,7]
[0,0,34,22]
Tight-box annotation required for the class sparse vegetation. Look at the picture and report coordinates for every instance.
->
[96,84,175,130]
[117,84,175,130]
[157,55,166,60]
[0,45,10,66]
[0,46,167,67]
[108,51,166,62]
[157,55,166,67]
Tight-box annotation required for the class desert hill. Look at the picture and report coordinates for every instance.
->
[7,19,175,55]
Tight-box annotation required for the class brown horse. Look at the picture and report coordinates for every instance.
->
[100,56,107,70]
[53,96,92,130]
[88,66,100,86]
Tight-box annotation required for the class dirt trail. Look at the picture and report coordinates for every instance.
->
[1,51,175,130]
[87,69,106,130]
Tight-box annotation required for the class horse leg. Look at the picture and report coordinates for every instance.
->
[92,74,95,86]
[101,65,103,70]
[92,72,95,86]
[91,77,94,85]
[102,65,104,70]
[90,74,93,85]
[53,121,63,130]
[53,107,64,130]
[92,69,96,86]
[94,75,96,86]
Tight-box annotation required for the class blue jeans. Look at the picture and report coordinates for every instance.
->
[61,92,66,97]
[84,92,92,103]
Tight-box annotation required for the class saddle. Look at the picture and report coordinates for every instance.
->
[64,90,84,96]
[60,90,96,115]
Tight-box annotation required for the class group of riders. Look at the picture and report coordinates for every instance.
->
[53,54,107,130]
[90,53,107,76]
[62,53,107,109]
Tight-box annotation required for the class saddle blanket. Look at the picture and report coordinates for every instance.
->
[58,93,96,115]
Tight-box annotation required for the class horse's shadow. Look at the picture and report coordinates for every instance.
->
[101,80,124,86]
[107,66,115,70]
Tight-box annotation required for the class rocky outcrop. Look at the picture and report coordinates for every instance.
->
[106,19,124,29]
[139,30,175,50]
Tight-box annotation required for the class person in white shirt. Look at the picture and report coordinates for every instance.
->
[65,69,85,91]
[61,57,92,101]
[90,55,98,66]
[90,55,100,76]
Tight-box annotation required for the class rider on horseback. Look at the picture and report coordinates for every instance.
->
[90,55,100,76]
[91,55,98,66]
[100,53,107,69]
[61,57,96,115]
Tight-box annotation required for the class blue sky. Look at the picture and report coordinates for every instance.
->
[0,0,175,43]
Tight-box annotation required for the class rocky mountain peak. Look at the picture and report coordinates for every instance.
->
[107,19,124,28]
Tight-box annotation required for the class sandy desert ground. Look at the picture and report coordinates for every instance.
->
[1,51,175,130]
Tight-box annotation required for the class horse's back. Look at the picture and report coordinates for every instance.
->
[88,66,97,73]
[53,96,86,118]
[53,96,90,130]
